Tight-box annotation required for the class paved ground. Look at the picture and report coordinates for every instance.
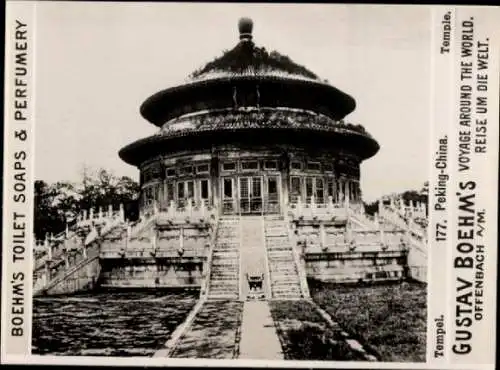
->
[238,301,283,360]
[169,300,243,359]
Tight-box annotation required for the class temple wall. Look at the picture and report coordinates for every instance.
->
[42,246,101,296]
[98,260,204,289]
[139,146,363,214]
[305,256,406,283]
[292,220,410,284]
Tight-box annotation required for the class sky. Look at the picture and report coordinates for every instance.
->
[34,2,431,202]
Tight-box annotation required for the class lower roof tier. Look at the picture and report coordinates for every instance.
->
[120,107,379,167]
[119,123,380,167]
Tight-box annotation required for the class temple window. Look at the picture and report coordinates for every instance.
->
[241,160,259,171]
[196,164,209,174]
[223,178,233,198]
[290,161,303,170]
[187,180,194,199]
[324,163,334,172]
[177,182,185,201]
[222,162,236,172]
[305,178,314,199]
[180,166,194,176]
[315,178,325,203]
[327,178,335,200]
[307,162,321,171]
[177,180,195,207]
[166,183,175,202]
[264,160,278,170]
[200,179,210,200]
[290,176,302,203]
[166,168,176,177]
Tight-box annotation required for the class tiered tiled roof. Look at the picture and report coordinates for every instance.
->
[188,40,321,83]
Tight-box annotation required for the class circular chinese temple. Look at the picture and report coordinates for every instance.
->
[119,18,379,216]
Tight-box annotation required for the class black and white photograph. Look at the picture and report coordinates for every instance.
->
[2,2,499,368]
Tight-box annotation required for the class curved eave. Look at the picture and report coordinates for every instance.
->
[119,127,379,167]
[140,76,356,126]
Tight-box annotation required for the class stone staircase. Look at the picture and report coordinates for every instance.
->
[264,217,303,299]
[33,215,128,296]
[207,217,241,300]
[240,216,269,300]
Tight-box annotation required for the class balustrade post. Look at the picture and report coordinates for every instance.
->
[107,204,113,218]
[119,203,125,221]
[44,262,50,281]
[179,227,184,252]
[89,208,94,220]
[327,195,334,213]
[187,198,193,218]
[65,223,69,237]
[98,206,103,219]
[297,197,303,216]
[320,223,326,249]
[201,200,206,219]
[47,240,52,260]
[310,195,316,215]
[83,209,88,220]
[152,226,157,252]
[169,200,175,219]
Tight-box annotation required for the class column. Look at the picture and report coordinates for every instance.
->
[281,152,290,213]
[338,179,344,203]
[210,155,219,210]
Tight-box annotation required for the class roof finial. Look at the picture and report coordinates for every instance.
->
[238,17,253,42]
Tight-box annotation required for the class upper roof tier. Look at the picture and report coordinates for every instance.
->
[188,17,320,82]
[140,18,357,126]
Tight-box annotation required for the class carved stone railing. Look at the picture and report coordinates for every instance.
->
[34,204,126,268]
[161,106,371,138]
[378,204,427,243]
[156,200,217,225]
[199,208,219,299]
[288,196,348,222]
[284,210,311,299]
[262,216,274,299]
[346,206,379,230]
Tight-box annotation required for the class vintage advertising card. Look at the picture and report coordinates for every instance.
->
[2,2,499,368]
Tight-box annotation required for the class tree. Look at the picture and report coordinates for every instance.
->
[34,168,140,240]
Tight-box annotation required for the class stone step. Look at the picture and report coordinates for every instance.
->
[269,268,297,274]
[265,240,290,245]
[210,281,239,287]
[211,275,239,281]
[213,251,238,257]
[217,232,239,237]
[267,244,292,249]
[268,253,294,259]
[272,287,302,294]
[211,266,238,271]
[271,280,301,287]
[207,294,239,300]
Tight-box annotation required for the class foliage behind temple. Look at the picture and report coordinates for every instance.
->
[34,168,140,240]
